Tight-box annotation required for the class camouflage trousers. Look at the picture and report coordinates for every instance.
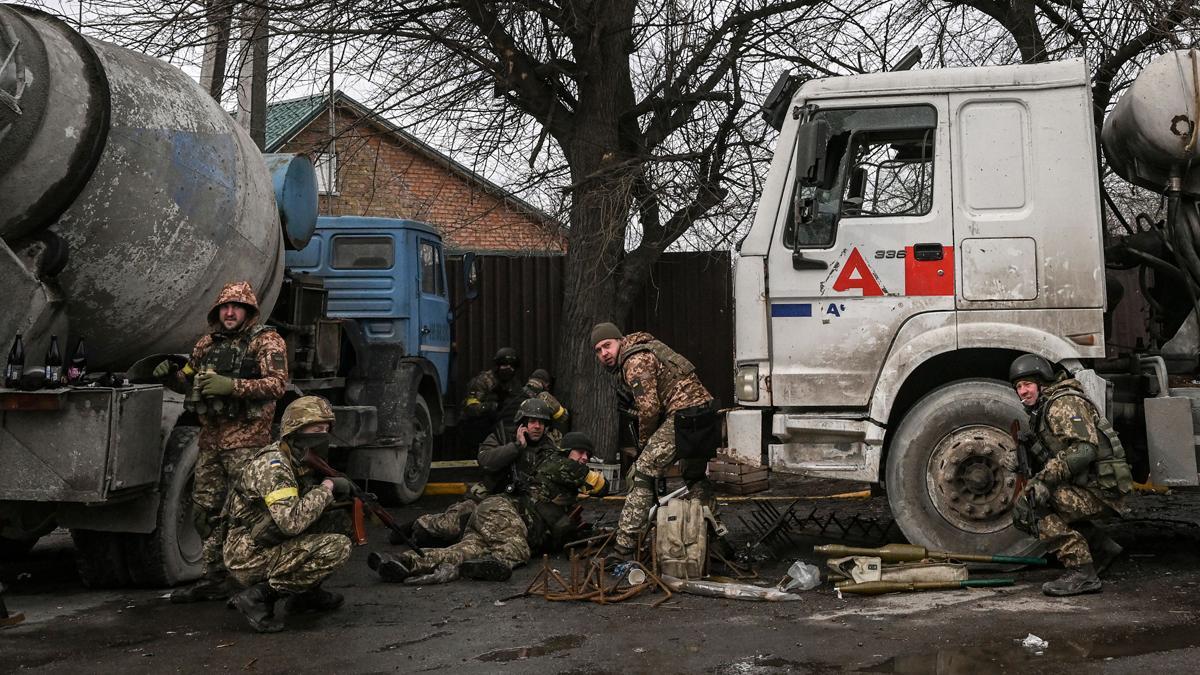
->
[193,446,258,576]
[398,496,530,575]
[225,532,352,594]
[414,499,478,542]
[616,417,716,551]
[1038,485,1123,568]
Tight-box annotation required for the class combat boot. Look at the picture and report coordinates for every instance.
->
[170,572,240,604]
[232,582,284,633]
[368,551,412,583]
[1042,563,1102,597]
[283,586,344,614]
[404,562,460,585]
[460,557,512,582]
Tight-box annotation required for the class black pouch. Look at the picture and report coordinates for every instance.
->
[250,516,288,547]
[674,401,720,461]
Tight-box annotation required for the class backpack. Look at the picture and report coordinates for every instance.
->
[655,498,708,579]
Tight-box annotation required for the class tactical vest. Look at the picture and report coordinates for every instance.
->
[185,324,275,420]
[1034,388,1133,497]
[230,443,294,547]
[617,339,697,380]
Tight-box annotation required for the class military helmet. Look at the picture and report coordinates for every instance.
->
[1009,354,1056,385]
[494,347,519,367]
[529,368,552,384]
[514,397,554,423]
[281,396,335,437]
[560,431,594,455]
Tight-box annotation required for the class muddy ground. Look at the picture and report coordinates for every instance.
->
[3,478,1199,674]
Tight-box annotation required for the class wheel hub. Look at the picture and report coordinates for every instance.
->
[926,425,1017,534]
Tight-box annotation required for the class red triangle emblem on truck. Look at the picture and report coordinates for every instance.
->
[832,248,883,296]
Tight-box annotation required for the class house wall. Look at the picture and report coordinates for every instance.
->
[280,108,566,253]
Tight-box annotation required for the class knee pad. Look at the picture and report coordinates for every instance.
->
[631,471,656,491]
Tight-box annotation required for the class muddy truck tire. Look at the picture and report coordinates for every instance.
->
[885,379,1040,556]
[374,397,434,505]
[122,426,204,587]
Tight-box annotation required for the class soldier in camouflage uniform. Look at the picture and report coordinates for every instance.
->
[1008,354,1133,596]
[460,347,523,444]
[224,396,354,632]
[369,426,606,584]
[153,281,289,603]
[523,368,569,441]
[591,323,720,558]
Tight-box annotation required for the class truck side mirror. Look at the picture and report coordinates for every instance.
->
[795,119,831,187]
[462,252,479,301]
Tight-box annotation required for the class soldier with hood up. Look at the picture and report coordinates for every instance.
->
[152,281,290,603]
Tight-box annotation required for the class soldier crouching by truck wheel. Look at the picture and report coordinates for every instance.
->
[153,281,289,603]
[224,396,354,633]
[459,347,523,449]
[1007,354,1133,597]
[590,323,722,561]
[367,428,607,585]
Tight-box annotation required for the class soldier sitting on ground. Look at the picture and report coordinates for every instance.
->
[1007,354,1132,597]
[459,347,523,448]
[224,396,355,632]
[368,410,606,584]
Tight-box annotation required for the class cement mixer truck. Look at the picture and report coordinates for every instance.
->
[728,50,1200,555]
[0,5,466,586]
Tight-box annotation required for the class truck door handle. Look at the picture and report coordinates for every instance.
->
[913,243,944,261]
[792,250,828,270]
[421,326,431,335]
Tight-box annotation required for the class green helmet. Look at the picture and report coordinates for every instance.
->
[494,347,519,367]
[281,396,335,437]
[1009,354,1056,385]
[514,397,554,424]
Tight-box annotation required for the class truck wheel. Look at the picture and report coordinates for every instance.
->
[377,397,434,505]
[885,379,1040,556]
[123,426,204,587]
[0,536,40,560]
[71,529,132,588]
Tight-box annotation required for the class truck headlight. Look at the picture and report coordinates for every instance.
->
[736,365,759,402]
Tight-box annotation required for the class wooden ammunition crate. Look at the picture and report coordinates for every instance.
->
[708,456,770,495]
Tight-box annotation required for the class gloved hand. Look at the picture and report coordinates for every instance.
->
[1011,492,1038,536]
[152,360,177,380]
[1025,479,1051,509]
[195,371,235,396]
[327,476,354,501]
[192,508,212,538]
[999,450,1019,473]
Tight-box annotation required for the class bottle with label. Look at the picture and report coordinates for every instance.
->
[44,335,62,387]
[4,334,23,388]
[68,337,88,384]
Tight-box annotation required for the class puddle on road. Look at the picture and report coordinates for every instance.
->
[860,621,1200,672]
[475,634,585,662]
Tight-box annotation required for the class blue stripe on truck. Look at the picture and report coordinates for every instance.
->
[771,303,813,317]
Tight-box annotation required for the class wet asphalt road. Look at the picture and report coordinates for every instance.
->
[3,487,1200,674]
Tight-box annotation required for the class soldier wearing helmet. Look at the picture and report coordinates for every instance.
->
[1008,354,1132,597]
[522,368,569,440]
[223,396,354,632]
[152,281,290,603]
[368,407,606,585]
[590,322,720,560]
[459,347,524,450]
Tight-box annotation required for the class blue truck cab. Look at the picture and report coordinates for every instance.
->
[282,215,461,503]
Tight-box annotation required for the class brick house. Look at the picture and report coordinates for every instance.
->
[265,91,566,253]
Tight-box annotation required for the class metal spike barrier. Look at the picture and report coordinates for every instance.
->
[736,498,900,559]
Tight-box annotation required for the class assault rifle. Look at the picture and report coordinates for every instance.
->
[814,543,1046,566]
[304,453,424,556]
[1009,419,1031,496]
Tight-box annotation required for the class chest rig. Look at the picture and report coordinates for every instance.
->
[1033,388,1132,497]
[185,324,275,420]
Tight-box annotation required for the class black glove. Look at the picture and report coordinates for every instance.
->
[328,476,354,501]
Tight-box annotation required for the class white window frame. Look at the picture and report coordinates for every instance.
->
[314,152,338,195]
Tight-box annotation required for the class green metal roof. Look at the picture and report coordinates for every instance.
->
[264,93,327,151]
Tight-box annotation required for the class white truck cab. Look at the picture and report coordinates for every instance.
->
[729,59,1115,553]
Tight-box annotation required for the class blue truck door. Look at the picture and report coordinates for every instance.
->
[416,236,451,393]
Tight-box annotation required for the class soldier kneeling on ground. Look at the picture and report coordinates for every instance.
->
[1008,354,1132,597]
[224,396,355,632]
[368,428,608,584]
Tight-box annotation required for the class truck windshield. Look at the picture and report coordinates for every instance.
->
[331,235,395,269]
[785,105,936,249]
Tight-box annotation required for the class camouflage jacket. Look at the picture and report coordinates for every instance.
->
[170,281,289,451]
[523,384,569,432]
[520,452,608,550]
[476,428,559,495]
[462,368,523,420]
[615,332,713,447]
[224,442,334,567]
[1028,378,1130,499]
